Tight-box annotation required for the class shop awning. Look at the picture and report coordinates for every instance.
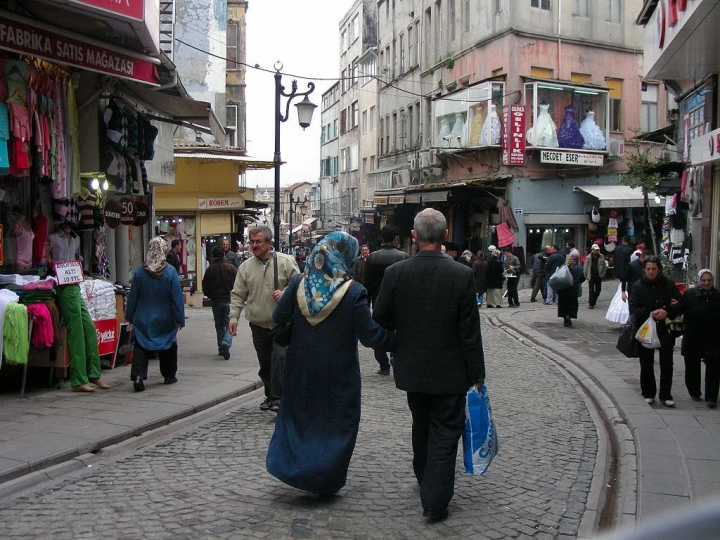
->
[302,217,317,226]
[117,81,227,147]
[573,185,665,208]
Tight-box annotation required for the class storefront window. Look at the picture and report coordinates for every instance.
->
[155,215,196,279]
[526,227,576,258]
[523,80,609,150]
[434,81,505,148]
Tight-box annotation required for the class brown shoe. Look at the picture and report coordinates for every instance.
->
[90,378,110,389]
[72,384,95,393]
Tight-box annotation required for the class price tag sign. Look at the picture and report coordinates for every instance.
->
[53,260,85,285]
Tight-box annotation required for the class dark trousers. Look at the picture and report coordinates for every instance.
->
[588,277,602,307]
[249,323,281,401]
[530,272,545,301]
[638,339,674,401]
[375,349,391,371]
[407,392,465,513]
[506,278,519,306]
[684,355,720,403]
[211,302,232,350]
[130,342,178,380]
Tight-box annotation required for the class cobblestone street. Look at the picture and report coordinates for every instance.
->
[0,318,597,539]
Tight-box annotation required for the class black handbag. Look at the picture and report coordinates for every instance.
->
[272,252,293,347]
[616,313,640,358]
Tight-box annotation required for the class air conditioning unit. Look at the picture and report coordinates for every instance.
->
[608,137,625,157]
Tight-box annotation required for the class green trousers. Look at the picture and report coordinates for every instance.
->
[56,285,101,387]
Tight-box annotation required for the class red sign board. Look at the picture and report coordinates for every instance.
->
[94,318,118,356]
[502,105,526,166]
[69,0,145,22]
[0,16,160,85]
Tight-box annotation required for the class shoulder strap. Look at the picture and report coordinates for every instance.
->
[273,251,278,290]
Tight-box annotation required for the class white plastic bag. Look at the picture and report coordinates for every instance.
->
[463,385,499,475]
[635,316,661,349]
[605,283,629,324]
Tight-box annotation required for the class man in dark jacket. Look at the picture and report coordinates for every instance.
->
[543,245,565,304]
[613,236,632,281]
[166,239,181,274]
[202,246,238,359]
[679,269,720,408]
[352,244,370,286]
[366,224,409,374]
[372,208,485,521]
[529,246,548,302]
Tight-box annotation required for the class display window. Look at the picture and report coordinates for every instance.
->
[434,81,505,148]
[155,215,196,278]
[523,80,610,151]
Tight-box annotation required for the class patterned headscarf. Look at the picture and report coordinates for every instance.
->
[143,237,169,278]
[303,231,359,316]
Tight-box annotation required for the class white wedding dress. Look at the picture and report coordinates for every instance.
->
[579,111,606,150]
[526,103,558,147]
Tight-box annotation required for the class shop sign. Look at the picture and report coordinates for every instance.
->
[119,197,136,226]
[94,318,118,356]
[540,150,603,167]
[197,197,244,209]
[70,0,145,21]
[133,200,149,226]
[363,213,375,224]
[0,15,160,85]
[690,127,720,165]
[54,260,84,285]
[103,198,121,229]
[421,191,449,202]
[372,196,388,206]
[656,0,692,49]
[388,195,405,205]
[502,105,526,166]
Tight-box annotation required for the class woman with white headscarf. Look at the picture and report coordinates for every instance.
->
[126,237,185,391]
[267,231,396,495]
[679,269,720,408]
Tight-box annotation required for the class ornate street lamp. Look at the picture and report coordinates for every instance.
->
[288,194,309,246]
[273,62,316,251]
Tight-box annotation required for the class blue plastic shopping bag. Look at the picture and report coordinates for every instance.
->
[462,385,499,475]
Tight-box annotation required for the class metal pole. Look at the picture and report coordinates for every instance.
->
[289,195,293,249]
[273,70,282,252]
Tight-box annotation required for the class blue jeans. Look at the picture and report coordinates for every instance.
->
[211,302,233,350]
[476,293,484,306]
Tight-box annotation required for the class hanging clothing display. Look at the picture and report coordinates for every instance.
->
[479,105,501,146]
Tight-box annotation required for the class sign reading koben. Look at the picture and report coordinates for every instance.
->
[540,150,604,167]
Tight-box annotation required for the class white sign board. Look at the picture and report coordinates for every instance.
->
[197,197,244,209]
[690,128,720,165]
[540,150,604,167]
[54,261,84,285]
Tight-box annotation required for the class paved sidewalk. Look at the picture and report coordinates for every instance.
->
[0,307,262,487]
[491,279,720,531]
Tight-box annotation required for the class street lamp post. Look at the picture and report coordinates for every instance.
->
[273,62,317,252]
[288,194,309,248]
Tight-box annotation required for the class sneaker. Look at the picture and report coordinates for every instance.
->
[662,400,675,408]
[377,369,390,376]
[645,398,654,405]
[219,343,230,360]
[260,398,272,411]
[133,376,145,392]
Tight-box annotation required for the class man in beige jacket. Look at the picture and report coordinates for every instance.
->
[228,225,299,411]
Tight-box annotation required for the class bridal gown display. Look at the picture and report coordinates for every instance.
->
[436,116,451,146]
[579,111,606,150]
[526,103,558,147]
[557,106,584,149]
[479,105,501,145]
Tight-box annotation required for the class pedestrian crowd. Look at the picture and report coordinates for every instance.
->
[111,216,720,523]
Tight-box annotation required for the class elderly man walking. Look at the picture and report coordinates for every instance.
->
[228,226,299,411]
[372,208,486,521]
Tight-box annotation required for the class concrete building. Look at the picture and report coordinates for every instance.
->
[365,0,668,263]
[319,82,342,231]
[637,0,720,279]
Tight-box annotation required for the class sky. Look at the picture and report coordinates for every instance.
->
[244,0,352,190]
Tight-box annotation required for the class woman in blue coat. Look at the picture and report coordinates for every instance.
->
[268,232,396,495]
[126,237,185,391]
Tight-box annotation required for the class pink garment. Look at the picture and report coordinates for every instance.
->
[496,222,516,248]
[27,303,54,349]
[15,227,34,269]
